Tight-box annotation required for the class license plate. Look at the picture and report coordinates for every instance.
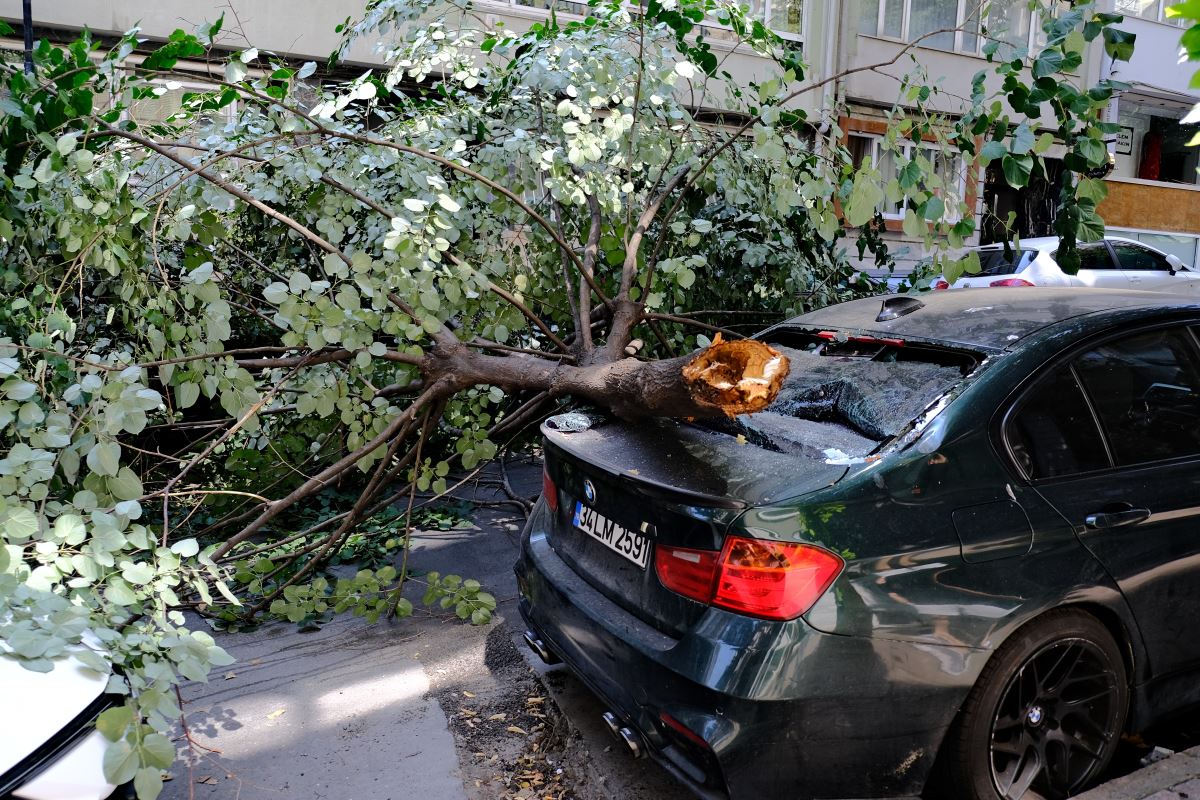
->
[572,501,650,569]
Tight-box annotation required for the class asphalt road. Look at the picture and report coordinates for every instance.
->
[162,458,688,800]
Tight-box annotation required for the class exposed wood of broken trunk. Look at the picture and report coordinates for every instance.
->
[423,334,791,420]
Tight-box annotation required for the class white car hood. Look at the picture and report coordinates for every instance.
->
[0,645,110,776]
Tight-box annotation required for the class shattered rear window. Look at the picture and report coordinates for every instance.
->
[702,330,976,461]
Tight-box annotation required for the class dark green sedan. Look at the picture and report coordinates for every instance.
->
[515,288,1200,800]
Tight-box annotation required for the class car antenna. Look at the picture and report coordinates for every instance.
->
[876,296,925,322]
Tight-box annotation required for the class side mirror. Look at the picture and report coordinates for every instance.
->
[1167,254,1185,275]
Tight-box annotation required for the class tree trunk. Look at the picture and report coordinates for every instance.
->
[424,335,790,419]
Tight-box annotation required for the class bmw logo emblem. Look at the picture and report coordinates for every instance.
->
[583,479,596,504]
[1026,705,1044,726]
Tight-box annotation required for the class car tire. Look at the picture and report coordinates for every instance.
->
[936,609,1129,800]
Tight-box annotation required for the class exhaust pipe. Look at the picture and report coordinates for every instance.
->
[618,726,644,758]
[522,630,561,665]
[601,711,645,759]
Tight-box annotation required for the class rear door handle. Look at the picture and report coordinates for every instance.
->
[1085,507,1151,529]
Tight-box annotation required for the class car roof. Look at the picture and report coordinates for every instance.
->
[785,287,1200,351]
[975,235,1142,253]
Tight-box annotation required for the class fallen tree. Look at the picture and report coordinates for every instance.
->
[0,0,1134,793]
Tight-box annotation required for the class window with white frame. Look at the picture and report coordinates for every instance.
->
[1115,0,1188,26]
[847,132,967,223]
[857,0,1065,56]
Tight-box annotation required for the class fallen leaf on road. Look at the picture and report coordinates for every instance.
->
[463,690,475,698]
[507,725,528,735]
[197,776,218,785]
[224,672,236,680]
[266,708,286,720]
[488,713,506,721]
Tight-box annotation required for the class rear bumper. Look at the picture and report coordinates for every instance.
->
[516,501,986,800]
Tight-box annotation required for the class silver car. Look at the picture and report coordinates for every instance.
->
[934,236,1199,293]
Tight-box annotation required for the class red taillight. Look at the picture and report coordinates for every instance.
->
[933,280,951,290]
[655,545,719,602]
[712,537,843,620]
[542,467,558,513]
[656,536,842,621]
[989,278,1034,287]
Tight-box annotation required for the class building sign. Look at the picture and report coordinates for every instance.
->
[1115,126,1134,156]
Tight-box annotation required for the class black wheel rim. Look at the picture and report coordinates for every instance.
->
[989,638,1121,800]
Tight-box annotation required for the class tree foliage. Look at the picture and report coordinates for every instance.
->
[0,1,1133,794]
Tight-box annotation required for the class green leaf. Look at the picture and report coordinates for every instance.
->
[1032,48,1064,79]
[103,739,140,785]
[75,648,109,674]
[1077,137,1108,167]
[171,538,200,557]
[3,507,39,542]
[96,705,134,741]
[53,513,87,544]
[1076,177,1109,204]
[140,733,176,769]
[979,140,1007,163]
[960,250,982,276]
[1102,27,1136,62]
[214,579,243,606]
[1001,154,1033,189]
[1010,124,1036,156]
[176,381,200,409]
[844,172,885,228]
[225,59,248,82]
[134,767,164,800]
[108,467,144,501]
[263,282,290,304]
[122,561,155,585]
[87,442,122,477]
[922,196,945,222]
[1078,207,1106,242]
[105,579,138,607]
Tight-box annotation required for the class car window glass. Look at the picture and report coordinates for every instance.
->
[1073,328,1200,466]
[1079,245,1116,270]
[1112,243,1172,272]
[978,249,1035,276]
[1007,367,1110,479]
[1052,244,1114,270]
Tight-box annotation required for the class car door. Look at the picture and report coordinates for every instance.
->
[1056,243,1127,289]
[1005,324,1200,680]
[1111,241,1199,295]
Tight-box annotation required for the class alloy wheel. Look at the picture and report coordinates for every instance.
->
[988,638,1121,800]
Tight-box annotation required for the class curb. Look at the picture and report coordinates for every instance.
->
[1075,748,1200,800]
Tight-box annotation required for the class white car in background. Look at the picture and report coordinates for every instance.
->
[932,236,1199,293]
[0,644,119,800]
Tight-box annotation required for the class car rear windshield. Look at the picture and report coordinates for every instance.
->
[977,248,1035,276]
[700,331,976,461]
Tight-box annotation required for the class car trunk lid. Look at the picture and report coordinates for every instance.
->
[542,418,847,637]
